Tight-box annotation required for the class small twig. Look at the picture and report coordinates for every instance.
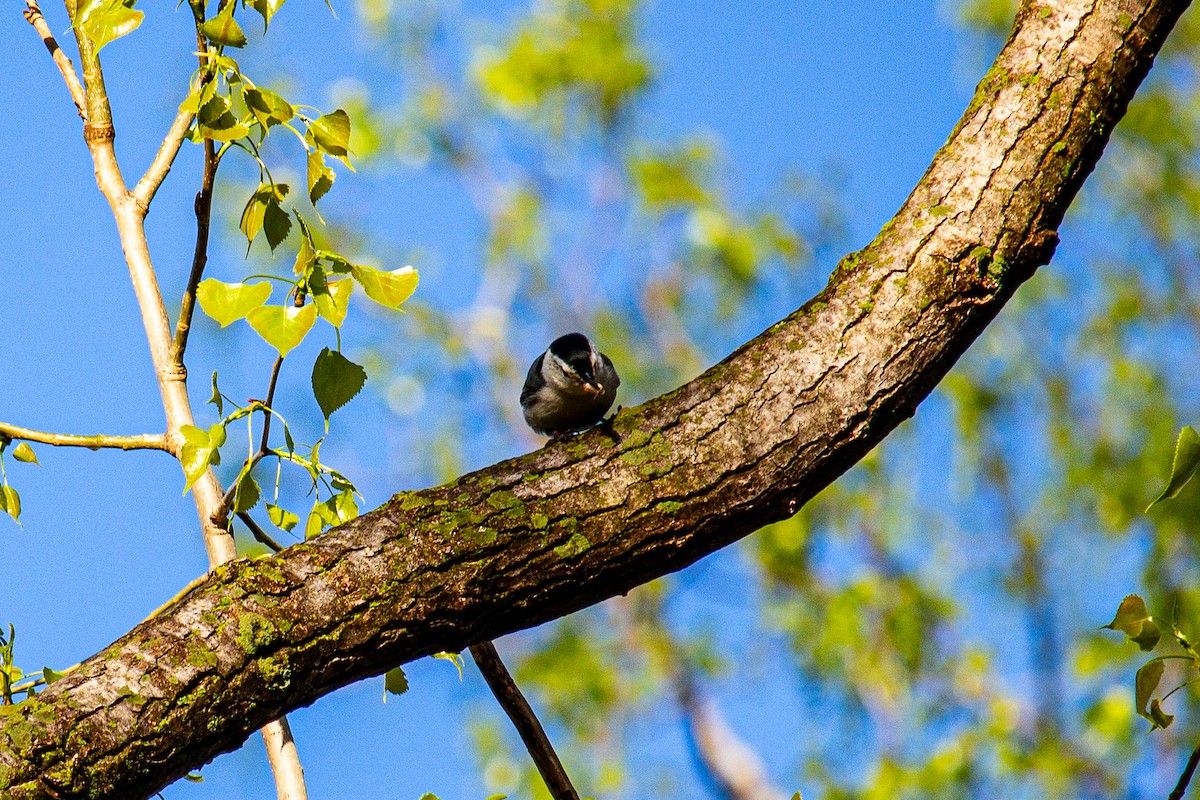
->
[132,108,196,208]
[221,356,285,511]
[23,1,87,121]
[237,511,284,553]
[469,641,580,800]
[0,422,171,453]
[171,137,219,367]
[1169,741,1200,800]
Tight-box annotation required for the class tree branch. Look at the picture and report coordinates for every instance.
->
[0,0,1188,797]
[469,642,580,800]
[1168,741,1200,800]
[131,108,196,209]
[23,1,86,121]
[0,422,170,453]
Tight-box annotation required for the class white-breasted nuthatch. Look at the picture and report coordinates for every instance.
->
[520,332,620,437]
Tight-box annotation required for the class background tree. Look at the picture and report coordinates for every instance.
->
[2,0,1199,799]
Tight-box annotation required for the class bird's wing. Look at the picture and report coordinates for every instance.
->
[520,352,546,406]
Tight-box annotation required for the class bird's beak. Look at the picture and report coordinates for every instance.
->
[582,381,602,396]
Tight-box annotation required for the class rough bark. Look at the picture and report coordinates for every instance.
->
[0,0,1188,797]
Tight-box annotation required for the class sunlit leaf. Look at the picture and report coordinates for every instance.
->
[350,265,418,310]
[312,348,367,421]
[266,503,299,532]
[196,94,251,142]
[1149,698,1175,730]
[73,0,143,53]
[314,279,352,327]
[208,371,224,417]
[240,184,291,250]
[183,772,204,783]
[196,279,272,327]
[0,486,21,524]
[244,87,294,129]
[12,443,39,466]
[42,667,67,684]
[199,0,247,48]
[247,0,286,31]
[308,109,352,158]
[179,424,226,491]
[246,304,317,357]
[234,474,261,513]
[307,150,336,206]
[1103,594,1162,651]
[433,651,464,679]
[1135,659,1164,722]
[383,666,408,700]
[1147,425,1200,510]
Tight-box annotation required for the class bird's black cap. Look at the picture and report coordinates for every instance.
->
[549,332,594,379]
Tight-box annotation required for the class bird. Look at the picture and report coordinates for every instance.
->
[521,332,620,438]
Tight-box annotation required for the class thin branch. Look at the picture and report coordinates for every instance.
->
[1169,741,1200,800]
[23,1,87,121]
[170,138,218,367]
[469,641,580,800]
[221,355,285,512]
[131,108,196,209]
[237,511,284,553]
[0,422,170,453]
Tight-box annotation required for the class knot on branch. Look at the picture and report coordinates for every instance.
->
[83,123,115,144]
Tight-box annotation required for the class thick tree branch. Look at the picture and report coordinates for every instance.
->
[0,0,1188,798]
[131,108,196,209]
[0,422,170,453]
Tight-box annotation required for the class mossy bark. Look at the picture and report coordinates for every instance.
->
[0,0,1190,797]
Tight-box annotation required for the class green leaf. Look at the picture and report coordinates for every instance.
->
[266,503,299,532]
[308,109,352,158]
[240,184,291,251]
[246,304,317,357]
[179,423,226,491]
[247,0,287,30]
[1148,425,1200,511]
[314,278,353,327]
[183,772,205,783]
[234,474,261,513]
[196,279,272,327]
[1149,698,1175,730]
[485,795,509,800]
[418,794,440,800]
[244,87,294,128]
[350,265,418,310]
[383,666,408,700]
[196,94,251,142]
[199,0,247,48]
[307,150,336,206]
[432,651,464,680]
[0,486,21,524]
[12,443,39,466]
[73,0,143,53]
[208,371,224,417]
[312,348,367,421]
[42,667,67,684]
[1103,594,1162,651]
[1135,659,1164,722]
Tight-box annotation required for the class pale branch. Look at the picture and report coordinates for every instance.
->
[0,422,171,454]
[131,108,196,210]
[23,1,86,121]
[0,1,1189,798]
[57,7,310,800]
[469,642,580,800]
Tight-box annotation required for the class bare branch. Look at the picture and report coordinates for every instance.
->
[237,511,285,553]
[1169,742,1200,800]
[131,108,196,209]
[0,422,171,453]
[22,1,86,121]
[221,355,285,514]
[469,641,580,800]
[170,136,219,368]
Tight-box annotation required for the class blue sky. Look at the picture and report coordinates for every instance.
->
[0,2,987,797]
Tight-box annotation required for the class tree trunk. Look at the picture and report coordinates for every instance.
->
[0,0,1188,797]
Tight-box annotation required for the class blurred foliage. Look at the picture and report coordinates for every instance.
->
[255,0,1200,797]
